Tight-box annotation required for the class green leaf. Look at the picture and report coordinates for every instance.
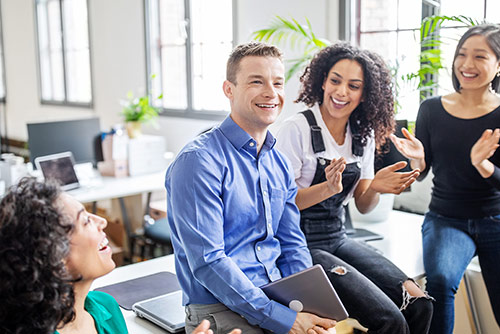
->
[251,16,332,82]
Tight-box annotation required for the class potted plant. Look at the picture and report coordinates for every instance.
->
[120,91,162,138]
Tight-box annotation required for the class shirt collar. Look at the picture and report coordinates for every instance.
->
[219,116,276,153]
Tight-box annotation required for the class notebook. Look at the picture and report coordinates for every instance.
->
[261,264,349,321]
[34,152,80,191]
[132,290,185,333]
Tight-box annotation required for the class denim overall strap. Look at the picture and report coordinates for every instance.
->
[299,110,362,245]
[301,109,325,153]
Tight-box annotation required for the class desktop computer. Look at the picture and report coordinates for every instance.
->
[27,118,102,167]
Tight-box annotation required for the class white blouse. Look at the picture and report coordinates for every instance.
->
[275,104,375,204]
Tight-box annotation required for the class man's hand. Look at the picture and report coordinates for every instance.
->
[193,319,241,334]
[289,312,337,334]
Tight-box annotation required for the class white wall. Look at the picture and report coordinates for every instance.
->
[1,0,339,154]
[2,0,147,140]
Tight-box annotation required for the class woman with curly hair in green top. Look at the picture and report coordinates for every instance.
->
[0,177,238,334]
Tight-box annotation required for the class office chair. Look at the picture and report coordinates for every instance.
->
[142,214,173,257]
[121,193,173,263]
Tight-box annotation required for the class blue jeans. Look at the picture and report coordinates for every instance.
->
[423,210,500,334]
[310,236,433,334]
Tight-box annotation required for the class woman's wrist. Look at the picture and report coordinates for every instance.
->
[323,181,339,197]
[473,159,495,178]
[409,157,425,171]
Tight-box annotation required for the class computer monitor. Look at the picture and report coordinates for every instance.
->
[27,118,102,167]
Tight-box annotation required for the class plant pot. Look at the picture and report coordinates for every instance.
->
[126,121,142,139]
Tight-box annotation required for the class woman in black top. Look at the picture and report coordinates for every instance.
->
[392,24,500,334]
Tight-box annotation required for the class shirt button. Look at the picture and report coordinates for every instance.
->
[263,190,268,196]
[257,246,262,251]
[268,223,272,229]
[249,142,255,147]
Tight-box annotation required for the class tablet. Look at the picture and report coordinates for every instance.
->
[132,290,185,333]
[34,152,80,191]
[261,264,349,321]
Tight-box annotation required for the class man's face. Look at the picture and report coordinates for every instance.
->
[223,56,285,135]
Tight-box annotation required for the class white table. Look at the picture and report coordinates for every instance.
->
[92,255,177,333]
[355,210,425,279]
[91,210,425,333]
[68,171,165,204]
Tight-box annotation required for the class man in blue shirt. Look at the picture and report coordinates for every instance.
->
[165,42,337,334]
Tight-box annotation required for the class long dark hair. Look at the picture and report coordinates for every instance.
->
[452,24,500,93]
[0,178,76,334]
[296,42,395,149]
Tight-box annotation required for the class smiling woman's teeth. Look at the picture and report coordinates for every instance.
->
[256,104,276,108]
[462,72,477,78]
[331,97,348,105]
[99,237,109,251]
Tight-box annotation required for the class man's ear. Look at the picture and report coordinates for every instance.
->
[223,80,234,99]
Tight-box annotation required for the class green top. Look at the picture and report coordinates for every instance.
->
[55,291,128,334]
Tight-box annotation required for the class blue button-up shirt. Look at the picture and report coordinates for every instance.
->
[165,117,312,334]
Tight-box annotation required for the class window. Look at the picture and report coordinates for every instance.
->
[35,0,92,106]
[355,0,500,121]
[146,0,234,120]
[436,0,500,95]
[353,0,435,121]
[0,4,5,102]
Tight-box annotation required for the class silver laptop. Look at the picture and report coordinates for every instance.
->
[132,290,185,333]
[34,152,80,191]
[261,264,349,321]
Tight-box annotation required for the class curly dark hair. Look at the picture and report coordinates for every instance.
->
[296,42,395,149]
[0,177,76,334]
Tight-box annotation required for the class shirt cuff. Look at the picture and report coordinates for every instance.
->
[259,300,297,334]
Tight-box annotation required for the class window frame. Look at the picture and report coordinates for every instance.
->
[34,0,94,108]
[0,2,6,103]
[352,0,495,120]
[144,0,237,121]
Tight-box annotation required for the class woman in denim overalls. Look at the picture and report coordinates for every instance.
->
[276,43,433,333]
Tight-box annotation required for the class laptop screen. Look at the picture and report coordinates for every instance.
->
[36,152,79,190]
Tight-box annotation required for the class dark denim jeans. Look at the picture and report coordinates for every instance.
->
[310,236,433,334]
[423,210,500,334]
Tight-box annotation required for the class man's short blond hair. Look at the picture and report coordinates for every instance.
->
[226,42,283,84]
